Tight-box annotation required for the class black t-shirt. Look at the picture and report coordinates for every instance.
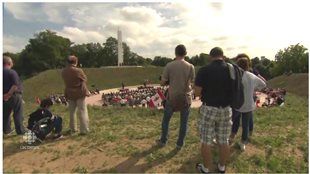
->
[195,60,232,107]
[3,68,22,94]
[27,108,53,130]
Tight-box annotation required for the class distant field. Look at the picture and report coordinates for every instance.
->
[22,66,163,102]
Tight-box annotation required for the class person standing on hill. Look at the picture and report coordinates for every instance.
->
[62,55,90,135]
[230,58,266,151]
[3,55,25,135]
[231,53,266,143]
[195,47,233,173]
[158,44,195,150]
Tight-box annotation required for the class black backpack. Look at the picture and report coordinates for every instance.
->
[32,117,53,141]
[227,63,245,109]
[28,108,53,141]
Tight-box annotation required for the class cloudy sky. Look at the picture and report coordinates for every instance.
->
[3,1,310,59]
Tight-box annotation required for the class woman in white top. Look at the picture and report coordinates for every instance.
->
[230,58,266,151]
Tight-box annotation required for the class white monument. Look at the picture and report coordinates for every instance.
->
[117,29,123,66]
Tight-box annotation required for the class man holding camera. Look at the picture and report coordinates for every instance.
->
[62,55,90,135]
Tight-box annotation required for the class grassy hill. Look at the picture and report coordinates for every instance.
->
[3,69,309,173]
[22,66,163,102]
[267,73,308,97]
[3,94,308,173]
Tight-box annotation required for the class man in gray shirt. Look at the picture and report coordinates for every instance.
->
[158,44,195,149]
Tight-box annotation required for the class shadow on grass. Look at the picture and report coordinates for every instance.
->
[3,141,26,158]
[3,132,73,158]
[93,144,180,173]
[175,143,242,173]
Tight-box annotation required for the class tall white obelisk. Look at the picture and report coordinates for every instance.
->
[117,29,123,66]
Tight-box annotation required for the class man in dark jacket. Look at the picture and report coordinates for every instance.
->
[28,98,63,141]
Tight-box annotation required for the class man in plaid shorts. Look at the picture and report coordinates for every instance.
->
[194,47,233,173]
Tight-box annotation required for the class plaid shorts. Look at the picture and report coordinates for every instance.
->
[197,105,232,144]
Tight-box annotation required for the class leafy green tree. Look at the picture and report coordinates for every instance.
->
[70,44,88,66]
[188,55,199,66]
[274,43,308,74]
[151,56,173,66]
[19,30,72,76]
[100,37,132,66]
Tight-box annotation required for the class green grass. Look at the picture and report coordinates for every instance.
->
[4,92,307,173]
[22,67,164,102]
[21,66,206,103]
[4,68,309,173]
[267,73,308,97]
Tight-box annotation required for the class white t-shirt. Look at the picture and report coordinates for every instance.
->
[237,71,266,113]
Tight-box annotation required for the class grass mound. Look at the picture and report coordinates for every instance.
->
[3,93,308,173]
[22,67,163,102]
[267,73,308,97]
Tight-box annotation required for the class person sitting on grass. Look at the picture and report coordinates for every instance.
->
[27,98,63,141]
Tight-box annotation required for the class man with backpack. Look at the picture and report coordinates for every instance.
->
[157,44,195,150]
[27,98,63,141]
[195,47,233,173]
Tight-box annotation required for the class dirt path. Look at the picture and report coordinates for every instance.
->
[85,84,202,108]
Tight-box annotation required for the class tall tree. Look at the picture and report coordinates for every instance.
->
[274,43,308,75]
[19,30,72,76]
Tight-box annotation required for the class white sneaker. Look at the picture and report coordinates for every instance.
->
[240,142,246,151]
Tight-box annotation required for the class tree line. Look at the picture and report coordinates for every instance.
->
[4,30,308,80]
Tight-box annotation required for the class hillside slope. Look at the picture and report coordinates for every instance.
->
[3,94,308,173]
[267,73,308,97]
[22,67,163,102]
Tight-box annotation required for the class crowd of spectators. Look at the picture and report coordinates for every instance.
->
[257,88,286,107]
[101,85,165,108]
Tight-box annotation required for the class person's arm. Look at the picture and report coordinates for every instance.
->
[160,65,169,86]
[194,68,203,97]
[253,69,266,82]
[4,71,20,101]
[5,85,18,96]
[257,74,266,82]
[255,75,267,90]
[190,65,195,84]
[194,85,202,97]
[78,69,88,82]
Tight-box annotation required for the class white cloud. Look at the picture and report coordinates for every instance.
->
[4,3,45,22]
[3,35,28,53]
[41,4,70,24]
[57,27,106,45]
[3,1,310,59]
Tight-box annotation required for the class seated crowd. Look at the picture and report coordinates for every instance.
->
[48,94,68,106]
[257,87,286,107]
[101,85,165,108]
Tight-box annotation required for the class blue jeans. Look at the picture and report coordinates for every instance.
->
[231,110,253,143]
[160,102,190,147]
[40,116,63,139]
[3,93,25,134]
[53,116,63,134]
